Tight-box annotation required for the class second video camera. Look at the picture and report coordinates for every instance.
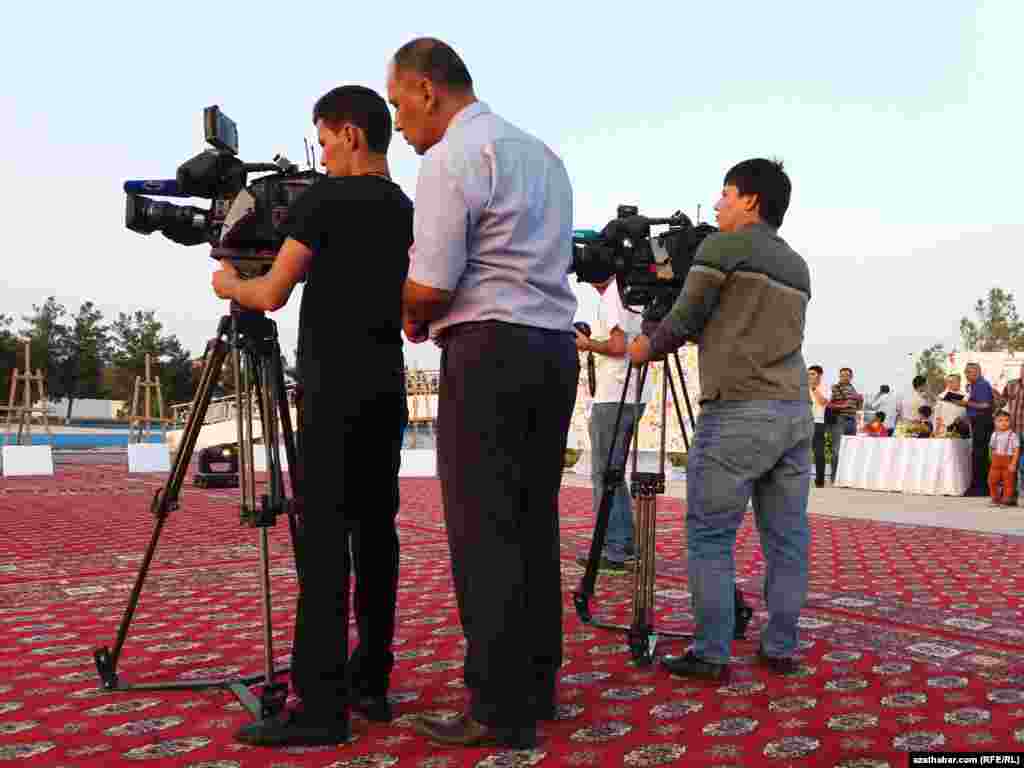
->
[572,205,717,322]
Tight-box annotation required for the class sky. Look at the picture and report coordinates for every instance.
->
[2,2,1021,400]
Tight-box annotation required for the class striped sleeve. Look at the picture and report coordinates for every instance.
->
[648,236,731,358]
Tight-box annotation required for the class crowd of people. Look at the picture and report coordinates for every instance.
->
[807,363,1024,505]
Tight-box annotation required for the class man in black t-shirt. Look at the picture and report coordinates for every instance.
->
[212,85,412,747]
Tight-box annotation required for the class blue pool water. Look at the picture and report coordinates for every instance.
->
[10,434,167,449]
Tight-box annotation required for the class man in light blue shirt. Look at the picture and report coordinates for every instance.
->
[389,37,577,750]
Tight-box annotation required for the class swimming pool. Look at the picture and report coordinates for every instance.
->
[6,434,167,449]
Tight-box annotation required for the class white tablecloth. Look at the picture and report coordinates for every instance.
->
[834,436,972,496]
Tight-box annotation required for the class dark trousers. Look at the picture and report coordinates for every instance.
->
[969,414,995,495]
[812,423,827,485]
[829,415,857,480]
[437,321,577,729]
[290,380,408,711]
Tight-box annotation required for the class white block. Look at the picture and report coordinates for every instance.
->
[127,444,171,473]
[252,445,289,472]
[400,449,437,477]
[1,446,55,477]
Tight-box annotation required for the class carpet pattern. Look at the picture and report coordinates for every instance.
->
[0,467,1023,766]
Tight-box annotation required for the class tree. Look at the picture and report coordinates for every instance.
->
[960,288,1024,352]
[57,302,111,421]
[915,343,948,396]
[109,310,194,406]
[0,314,19,404]
[19,297,69,399]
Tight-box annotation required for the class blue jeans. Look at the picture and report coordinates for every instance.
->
[686,399,812,663]
[590,402,646,562]
[1016,431,1024,501]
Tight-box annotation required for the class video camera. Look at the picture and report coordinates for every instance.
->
[571,205,717,323]
[123,106,321,276]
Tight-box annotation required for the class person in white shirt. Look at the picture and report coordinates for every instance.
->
[869,385,901,436]
[898,375,932,427]
[933,373,967,437]
[575,277,653,569]
[808,365,829,486]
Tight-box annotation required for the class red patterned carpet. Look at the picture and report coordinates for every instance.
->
[1,463,1024,766]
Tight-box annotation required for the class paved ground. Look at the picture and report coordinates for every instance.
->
[16,447,1024,537]
[561,469,1024,537]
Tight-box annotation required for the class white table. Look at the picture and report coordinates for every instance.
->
[834,436,972,496]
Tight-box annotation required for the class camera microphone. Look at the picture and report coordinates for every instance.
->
[574,322,597,398]
[124,179,189,197]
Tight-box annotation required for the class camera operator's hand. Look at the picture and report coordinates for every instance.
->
[403,316,429,344]
[212,259,241,300]
[628,334,652,366]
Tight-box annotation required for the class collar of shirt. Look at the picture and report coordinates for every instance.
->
[739,221,779,235]
[443,101,491,138]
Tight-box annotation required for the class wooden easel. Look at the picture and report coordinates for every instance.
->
[129,354,171,444]
[1,340,53,447]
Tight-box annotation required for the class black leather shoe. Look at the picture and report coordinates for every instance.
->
[534,699,558,721]
[234,708,350,747]
[660,650,729,682]
[414,712,537,749]
[352,694,393,723]
[757,645,798,675]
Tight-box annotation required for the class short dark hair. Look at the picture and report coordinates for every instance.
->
[919,405,933,418]
[996,409,1011,419]
[808,365,823,375]
[875,411,886,421]
[393,37,473,91]
[840,367,853,375]
[879,385,890,394]
[723,158,792,228]
[912,375,927,389]
[313,85,392,153]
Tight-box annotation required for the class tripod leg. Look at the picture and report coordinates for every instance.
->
[243,323,299,718]
[95,330,230,688]
[629,483,658,664]
[671,351,698,453]
[270,349,304,588]
[573,364,639,623]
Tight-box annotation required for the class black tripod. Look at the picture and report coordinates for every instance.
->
[573,348,752,665]
[94,304,302,720]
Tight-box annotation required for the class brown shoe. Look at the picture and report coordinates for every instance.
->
[413,712,537,749]
[757,645,798,675]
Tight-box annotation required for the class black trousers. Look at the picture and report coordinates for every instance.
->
[969,413,995,495]
[437,321,578,729]
[290,378,408,711]
[812,423,827,485]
